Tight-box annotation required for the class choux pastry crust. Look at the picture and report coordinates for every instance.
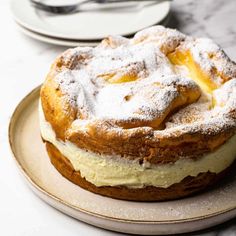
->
[41,26,236,164]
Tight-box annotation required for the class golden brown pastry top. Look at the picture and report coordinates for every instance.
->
[40,26,236,164]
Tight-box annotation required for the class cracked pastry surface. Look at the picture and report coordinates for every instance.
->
[40,26,236,201]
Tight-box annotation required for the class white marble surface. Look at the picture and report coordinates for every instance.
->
[0,0,236,235]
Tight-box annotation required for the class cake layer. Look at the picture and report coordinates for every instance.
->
[40,103,236,189]
[45,141,233,201]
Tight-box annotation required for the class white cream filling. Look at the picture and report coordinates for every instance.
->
[39,104,236,188]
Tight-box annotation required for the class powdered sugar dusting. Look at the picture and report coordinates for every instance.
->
[56,40,199,126]
[185,37,236,85]
[55,26,236,134]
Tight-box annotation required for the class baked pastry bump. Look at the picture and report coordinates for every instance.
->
[40,26,236,201]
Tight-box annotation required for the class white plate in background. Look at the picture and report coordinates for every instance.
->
[15,13,170,47]
[11,0,170,40]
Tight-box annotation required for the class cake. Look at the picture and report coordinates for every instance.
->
[40,26,236,201]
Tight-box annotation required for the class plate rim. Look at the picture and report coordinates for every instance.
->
[10,0,171,41]
[15,23,100,47]
[8,86,236,225]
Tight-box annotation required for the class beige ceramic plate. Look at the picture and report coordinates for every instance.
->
[9,86,236,235]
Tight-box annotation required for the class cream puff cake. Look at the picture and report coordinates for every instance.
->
[40,26,236,201]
